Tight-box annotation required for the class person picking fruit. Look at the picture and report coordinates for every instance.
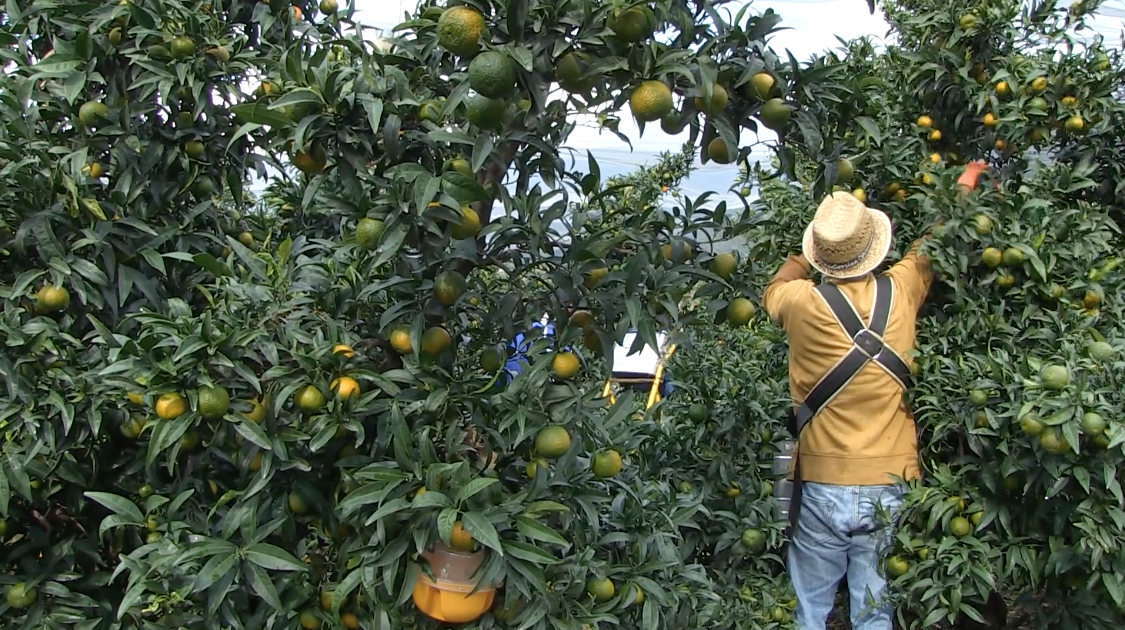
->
[761,162,985,630]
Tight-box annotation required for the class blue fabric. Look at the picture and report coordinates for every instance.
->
[788,482,903,630]
[660,376,674,396]
[503,322,555,380]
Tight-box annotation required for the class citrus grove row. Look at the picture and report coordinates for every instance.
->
[0,0,1122,629]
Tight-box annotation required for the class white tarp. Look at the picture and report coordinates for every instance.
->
[612,331,669,377]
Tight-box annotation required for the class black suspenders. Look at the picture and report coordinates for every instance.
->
[787,276,913,530]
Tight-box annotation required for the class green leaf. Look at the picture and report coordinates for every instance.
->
[243,560,284,610]
[227,123,263,153]
[84,491,144,523]
[516,515,570,548]
[97,514,138,538]
[233,419,272,450]
[195,550,239,590]
[522,501,570,516]
[462,511,503,555]
[412,490,453,509]
[455,477,498,504]
[243,543,308,572]
[364,497,411,525]
[442,171,490,204]
[231,102,296,128]
[146,417,191,466]
[437,507,458,542]
[361,96,384,133]
[193,253,233,277]
[337,484,391,518]
[268,88,325,110]
[502,540,560,565]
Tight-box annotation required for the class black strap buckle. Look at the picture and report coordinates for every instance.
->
[853,329,885,360]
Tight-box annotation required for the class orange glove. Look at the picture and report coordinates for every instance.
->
[957,160,989,190]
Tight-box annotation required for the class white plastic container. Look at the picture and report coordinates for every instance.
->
[772,440,796,475]
[772,440,797,522]
[773,478,794,522]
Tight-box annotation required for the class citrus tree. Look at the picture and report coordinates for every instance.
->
[744,0,1125,626]
[0,1,825,629]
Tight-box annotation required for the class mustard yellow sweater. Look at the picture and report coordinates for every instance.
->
[762,241,933,486]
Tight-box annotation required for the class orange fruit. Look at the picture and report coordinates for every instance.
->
[155,393,187,419]
[480,346,505,371]
[886,555,910,577]
[949,516,972,537]
[535,425,571,459]
[551,352,581,379]
[288,492,310,515]
[298,610,319,630]
[726,297,755,326]
[710,252,738,279]
[82,162,104,178]
[36,285,71,313]
[243,396,268,423]
[450,206,482,239]
[1039,365,1070,391]
[420,327,452,356]
[330,376,361,399]
[582,328,602,352]
[568,309,594,328]
[1083,289,1102,309]
[389,326,413,354]
[746,72,776,100]
[586,578,615,602]
[591,450,623,478]
[740,528,766,551]
[525,457,548,478]
[1019,412,1044,437]
[450,521,475,552]
[197,385,231,420]
[294,385,326,412]
[583,266,609,288]
[332,344,355,358]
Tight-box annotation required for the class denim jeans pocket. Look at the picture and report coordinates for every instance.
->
[795,484,838,545]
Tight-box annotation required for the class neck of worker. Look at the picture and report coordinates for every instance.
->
[826,272,873,284]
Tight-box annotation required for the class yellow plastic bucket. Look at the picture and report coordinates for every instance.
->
[411,570,496,624]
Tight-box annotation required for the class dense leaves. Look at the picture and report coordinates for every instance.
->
[0,1,800,629]
[746,0,1125,628]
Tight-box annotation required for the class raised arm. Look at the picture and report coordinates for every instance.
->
[888,161,988,312]
[762,254,813,329]
[886,239,934,314]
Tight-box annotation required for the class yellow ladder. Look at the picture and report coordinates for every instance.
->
[600,342,677,411]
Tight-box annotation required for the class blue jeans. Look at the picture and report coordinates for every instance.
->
[788,482,903,630]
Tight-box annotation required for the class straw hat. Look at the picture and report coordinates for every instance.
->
[802,191,893,279]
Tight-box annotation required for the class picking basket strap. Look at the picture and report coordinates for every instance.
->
[789,276,912,436]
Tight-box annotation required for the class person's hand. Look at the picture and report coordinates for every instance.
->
[956,160,988,191]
